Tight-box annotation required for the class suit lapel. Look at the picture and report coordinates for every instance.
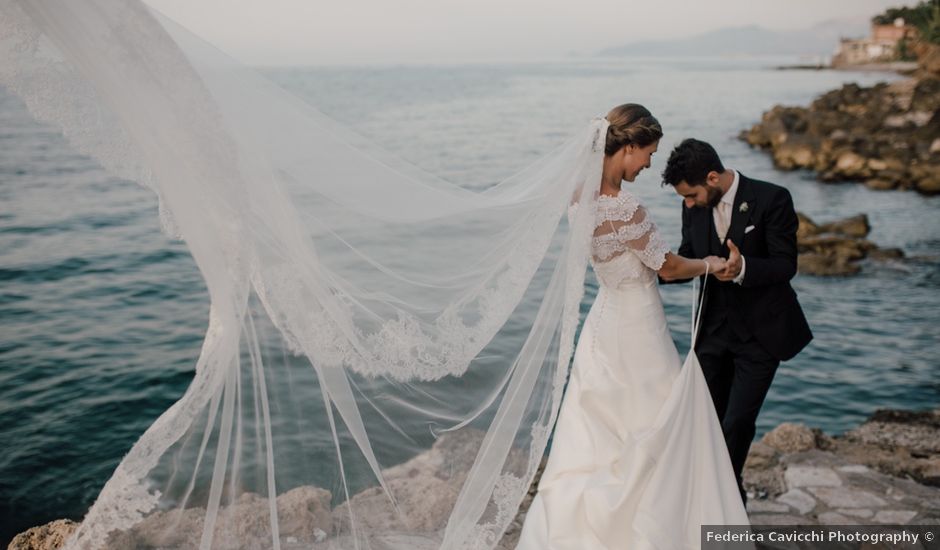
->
[726,173,755,249]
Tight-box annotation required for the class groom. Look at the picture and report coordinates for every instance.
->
[661,138,812,506]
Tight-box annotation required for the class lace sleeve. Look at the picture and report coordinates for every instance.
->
[593,194,670,270]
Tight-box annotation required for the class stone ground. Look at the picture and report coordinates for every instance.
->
[739,410,940,528]
[11,409,940,550]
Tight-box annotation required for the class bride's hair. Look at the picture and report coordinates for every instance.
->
[604,103,663,156]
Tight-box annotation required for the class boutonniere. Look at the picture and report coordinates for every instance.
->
[739,202,749,213]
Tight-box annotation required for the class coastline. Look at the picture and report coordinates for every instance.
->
[745,44,940,196]
[10,408,940,550]
[775,61,919,74]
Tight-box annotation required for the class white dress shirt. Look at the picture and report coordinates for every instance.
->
[713,170,746,285]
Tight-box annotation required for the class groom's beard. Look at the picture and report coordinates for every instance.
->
[706,186,723,208]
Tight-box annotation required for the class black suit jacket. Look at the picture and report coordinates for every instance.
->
[669,173,812,362]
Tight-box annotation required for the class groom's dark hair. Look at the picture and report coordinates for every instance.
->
[661,138,725,187]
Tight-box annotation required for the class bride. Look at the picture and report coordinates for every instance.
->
[516,104,750,549]
[1,2,748,549]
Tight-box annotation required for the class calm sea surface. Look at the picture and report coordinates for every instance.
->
[1,56,938,542]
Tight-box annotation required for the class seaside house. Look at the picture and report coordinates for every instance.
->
[832,17,918,66]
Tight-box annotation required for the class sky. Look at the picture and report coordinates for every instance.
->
[146,0,913,65]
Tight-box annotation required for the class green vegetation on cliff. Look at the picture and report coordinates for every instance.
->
[875,1,940,45]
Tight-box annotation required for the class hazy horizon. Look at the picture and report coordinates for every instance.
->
[146,0,910,65]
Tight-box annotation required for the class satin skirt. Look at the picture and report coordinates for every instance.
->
[515,280,749,550]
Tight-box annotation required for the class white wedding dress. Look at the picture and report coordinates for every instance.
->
[516,190,750,550]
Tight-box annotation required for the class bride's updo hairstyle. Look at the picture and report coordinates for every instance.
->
[604,103,663,157]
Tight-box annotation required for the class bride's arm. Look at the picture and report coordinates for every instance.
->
[596,201,726,278]
[658,253,725,282]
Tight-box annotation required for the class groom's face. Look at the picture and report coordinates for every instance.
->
[672,179,723,209]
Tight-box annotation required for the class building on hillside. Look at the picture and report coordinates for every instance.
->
[832,18,918,66]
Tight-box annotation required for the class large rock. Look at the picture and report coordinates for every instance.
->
[798,253,861,276]
[773,141,816,170]
[834,151,871,179]
[743,442,786,496]
[745,441,779,470]
[277,486,334,541]
[796,213,902,275]
[865,178,900,190]
[334,428,528,534]
[868,247,905,260]
[915,171,940,195]
[332,473,458,533]
[848,409,940,455]
[741,106,807,150]
[817,213,871,238]
[7,520,79,550]
[798,235,874,260]
[741,71,940,195]
[761,423,817,453]
[102,487,334,550]
[796,212,821,240]
[824,408,940,487]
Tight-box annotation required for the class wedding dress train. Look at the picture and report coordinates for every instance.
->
[516,191,749,550]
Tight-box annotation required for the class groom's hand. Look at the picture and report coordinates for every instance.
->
[714,240,743,281]
[703,255,727,274]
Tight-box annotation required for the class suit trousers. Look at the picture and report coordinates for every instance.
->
[695,317,779,507]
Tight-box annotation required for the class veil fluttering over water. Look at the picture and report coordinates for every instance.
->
[0,1,610,547]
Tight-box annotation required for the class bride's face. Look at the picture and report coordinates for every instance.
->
[619,141,659,182]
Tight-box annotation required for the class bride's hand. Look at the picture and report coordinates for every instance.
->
[704,255,727,274]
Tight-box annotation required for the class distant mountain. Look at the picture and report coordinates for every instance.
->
[598,18,871,57]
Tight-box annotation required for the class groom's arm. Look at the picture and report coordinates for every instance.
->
[740,188,798,288]
[660,204,695,285]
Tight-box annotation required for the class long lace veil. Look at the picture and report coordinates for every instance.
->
[0,1,610,548]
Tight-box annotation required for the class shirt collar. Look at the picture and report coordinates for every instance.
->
[721,170,739,206]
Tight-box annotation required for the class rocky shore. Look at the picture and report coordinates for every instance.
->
[10,408,940,550]
[796,212,904,276]
[505,409,940,548]
[741,408,940,527]
[741,43,940,196]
